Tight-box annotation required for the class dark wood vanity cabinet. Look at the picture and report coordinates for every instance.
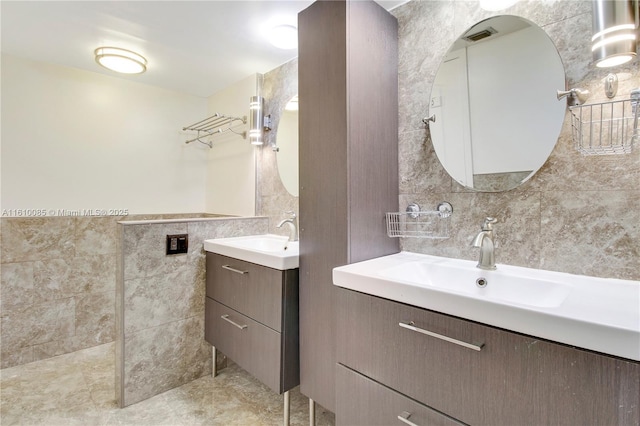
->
[336,364,464,426]
[204,253,299,394]
[336,288,640,426]
[298,0,399,412]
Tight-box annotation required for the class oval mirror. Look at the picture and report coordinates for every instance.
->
[429,15,566,192]
[276,95,299,196]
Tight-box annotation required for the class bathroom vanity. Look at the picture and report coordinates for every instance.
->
[204,253,299,391]
[203,235,299,420]
[333,253,640,426]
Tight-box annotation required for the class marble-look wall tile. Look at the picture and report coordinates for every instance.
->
[393,1,639,281]
[400,190,542,269]
[124,265,201,334]
[122,316,211,407]
[1,262,36,310]
[541,7,593,86]
[1,298,75,361]
[0,343,34,369]
[115,222,124,406]
[30,291,115,363]
[0,192,119,370]
[75,216,118,256]
[532,125,640,192]
[74,291,115,345]
[399,130,451,195]
[32,258,81,301]
[256,58,299,232]
[1,218,76,263]
[0,213,224,370]
[185,218,268,245]
[395,0,456,134]
[122,223,188,280]
[117,217,267,407]
[1,241,119,368]
[260,195,299,235]
[540,191,640,280]
[32,254,116,301]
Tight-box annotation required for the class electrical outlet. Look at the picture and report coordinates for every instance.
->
[166,234,188,255]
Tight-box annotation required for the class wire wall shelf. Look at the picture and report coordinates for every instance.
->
[569,98,639,156]
[386,202,452,239]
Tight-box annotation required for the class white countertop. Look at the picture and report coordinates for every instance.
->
[204,234,299,270]
[333,252,640,362]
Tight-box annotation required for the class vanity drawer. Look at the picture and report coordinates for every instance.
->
[205,297,282,393]
[337,288,640,425]
[206,253,282,331]
[336,363,463,426]
[337,289,483,423]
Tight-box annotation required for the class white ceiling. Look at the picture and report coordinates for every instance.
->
[1,1,407,98]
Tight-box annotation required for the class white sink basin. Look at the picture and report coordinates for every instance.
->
[204,234,298,270]
[378,258,572,308]
[333,252,640,361]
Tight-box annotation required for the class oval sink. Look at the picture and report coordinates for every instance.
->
[204,234,298,270]
[379,258,572,308]
[333,252,640,361]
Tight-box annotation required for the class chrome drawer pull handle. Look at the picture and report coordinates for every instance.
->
[221,265,248,275]
[397,411,420,426]
[399,321,484,351]
[221,314,248,330]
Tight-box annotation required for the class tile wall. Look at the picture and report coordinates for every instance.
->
[1,216,121,369]
[1,214,221,369]
[393,0,639,281]
[115,216,269,407]
[256,58,300,229]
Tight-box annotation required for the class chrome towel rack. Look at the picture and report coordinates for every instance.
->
[183,113,247,148]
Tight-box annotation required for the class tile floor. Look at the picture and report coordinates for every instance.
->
[0,343,335,426]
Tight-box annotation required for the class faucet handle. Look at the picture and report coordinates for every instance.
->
[481,217,497,230]
[284,210,296,218]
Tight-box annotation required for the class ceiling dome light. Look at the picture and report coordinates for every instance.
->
[268,25,298,50]
[94,47,147,74]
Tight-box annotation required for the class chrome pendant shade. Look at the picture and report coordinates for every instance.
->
[592,0,638,67]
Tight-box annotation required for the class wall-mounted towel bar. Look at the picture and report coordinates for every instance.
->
[183,113,247,148]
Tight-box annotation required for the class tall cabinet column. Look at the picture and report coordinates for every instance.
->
[298,0,399,413]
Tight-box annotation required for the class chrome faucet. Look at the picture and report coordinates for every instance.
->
[472,217,498,270]
[276,211,299,242]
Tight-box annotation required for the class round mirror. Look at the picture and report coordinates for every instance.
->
[276,95,299,196]
[429,15,566,192]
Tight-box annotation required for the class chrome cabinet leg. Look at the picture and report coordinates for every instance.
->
[283,390,290,426]
[212,346,217,377]
[309,398,316,426]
